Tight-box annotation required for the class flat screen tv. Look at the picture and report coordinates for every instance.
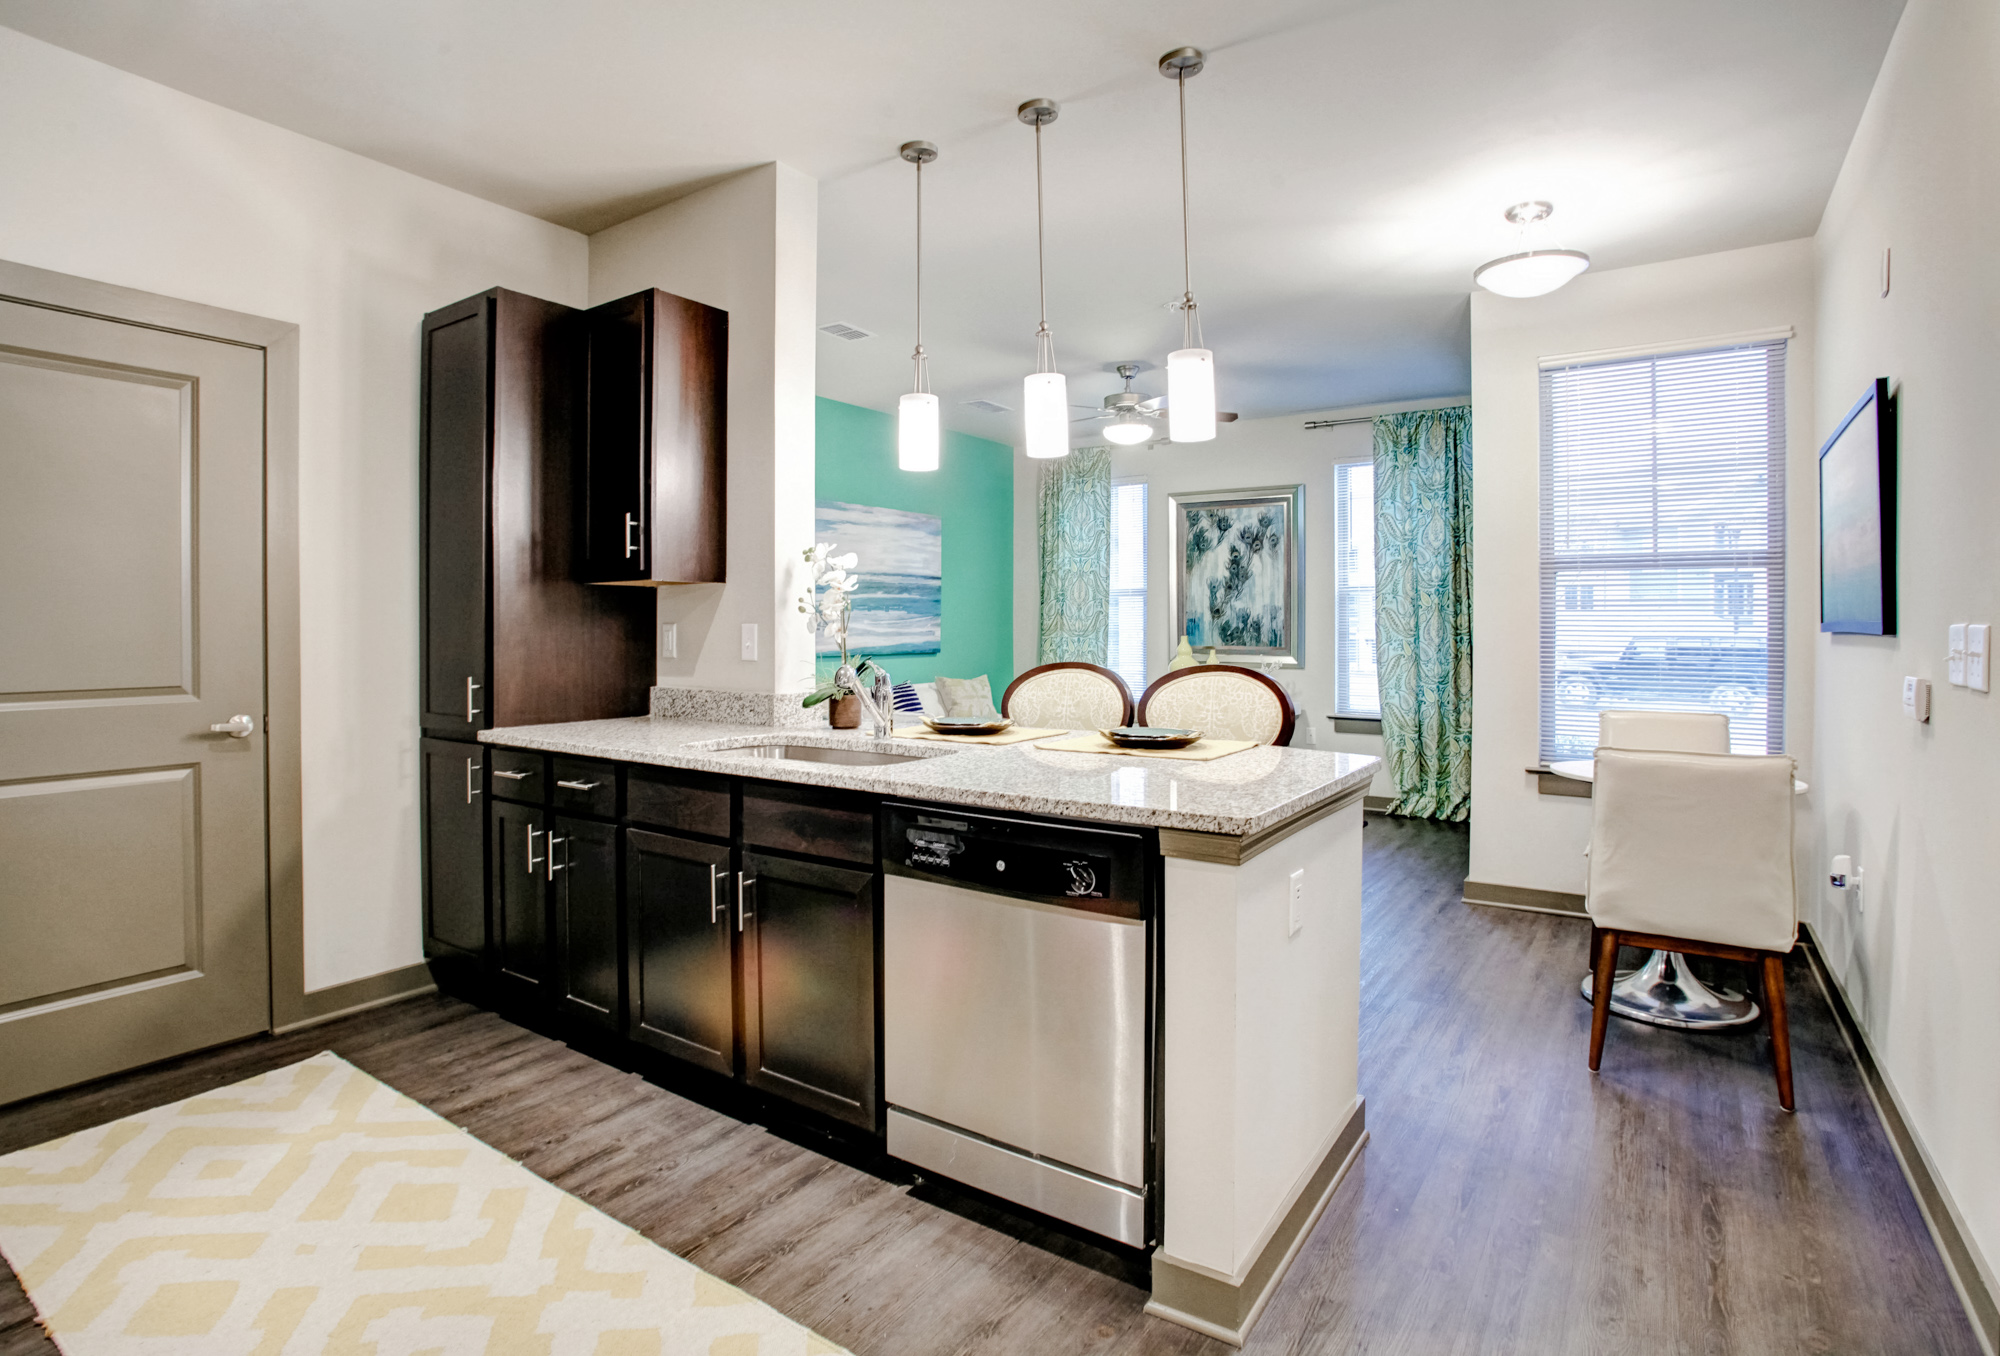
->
[1819,378,1896,635]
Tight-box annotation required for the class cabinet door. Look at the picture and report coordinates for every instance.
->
[421,738,487,959]
[420,297,491,735]
[740,852,878,1130]
[489,798,549,998]
[551,814,620,1029]
[627,827,734,1073]
[580,293,649,583]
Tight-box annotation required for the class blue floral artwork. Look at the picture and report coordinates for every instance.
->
[1178,492,1297,653]
[814,501,942,656]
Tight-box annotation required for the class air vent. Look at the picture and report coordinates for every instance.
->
[963,399,1012,414]
[818,321,875,341]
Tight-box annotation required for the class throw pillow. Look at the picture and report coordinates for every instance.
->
[934,675,999,718]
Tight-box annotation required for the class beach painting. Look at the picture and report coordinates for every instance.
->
[815,501,943,656]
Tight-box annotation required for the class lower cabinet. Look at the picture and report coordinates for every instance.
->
[627,827,734,1074]
[489,798,549,999]
[552,815,620,1028]
[421,738,487,962]
[741,852,878,1131]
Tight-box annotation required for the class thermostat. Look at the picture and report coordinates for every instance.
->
[1903,675,1931,722]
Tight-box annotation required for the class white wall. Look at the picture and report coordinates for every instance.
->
[1810,0,2000,1307]
[1466,240,1817,895]
[0,27,589,992]
[588,165,819,697]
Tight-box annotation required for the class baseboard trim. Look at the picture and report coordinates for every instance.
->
[273,963,436,1035]
[1800,927,1998,1356]
[1148,1098,1368,1347]
[1461,879,1588,917]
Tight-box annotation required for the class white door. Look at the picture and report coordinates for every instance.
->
[0,295,271,1103]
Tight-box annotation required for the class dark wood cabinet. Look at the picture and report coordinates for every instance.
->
[552,814,621,1028]
[580,289,728,585]
[627,827,735,1074]
[420,303,491,737]
[421,738,487,962]
[489,798,549,999]
[741,852,878,1131]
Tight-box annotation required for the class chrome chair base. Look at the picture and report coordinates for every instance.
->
[1579,948,1760,1029]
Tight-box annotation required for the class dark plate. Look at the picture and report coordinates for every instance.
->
[1101,726,1204,749]
[922,715,1013,736]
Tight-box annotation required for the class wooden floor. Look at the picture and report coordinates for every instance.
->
[1,815,1979,1354]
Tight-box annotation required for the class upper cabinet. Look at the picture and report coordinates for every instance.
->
[419,288,655,736]
[580,289,728,585]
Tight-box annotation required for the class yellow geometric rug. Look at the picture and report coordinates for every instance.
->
[0,1052,850,1354]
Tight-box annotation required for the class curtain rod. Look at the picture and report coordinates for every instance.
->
[1302,416,1372,429]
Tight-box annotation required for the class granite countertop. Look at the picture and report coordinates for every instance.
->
[480,717,1379,839]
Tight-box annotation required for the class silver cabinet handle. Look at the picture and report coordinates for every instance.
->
[208,714,254,738]
[623,512,640,559]
[709,865,725,925]
[526,826,544,874]
[466,676,482,722]
[556,779,601,791]
[466,759,483,804]
[493,769,534,781]
[547,833,566,881]
[737,873,756,932]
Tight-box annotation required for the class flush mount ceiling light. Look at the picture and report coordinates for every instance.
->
[896,140,940,472]
[1019,98,1070,460]
[1160,47,1216,444]
[1473,200,1591,298]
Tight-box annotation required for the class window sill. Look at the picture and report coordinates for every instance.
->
[1529,765,1591,798]
[1330,716,1382,735]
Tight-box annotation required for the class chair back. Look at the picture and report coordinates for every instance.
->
[1136,665,1296,746]
[1586,748,1796,952]
[1001,663,1133,730]
[1598,709,1728,754]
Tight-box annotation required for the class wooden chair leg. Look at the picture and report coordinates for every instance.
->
[1588,930,1619,1072]
[1763,952,1795,1112]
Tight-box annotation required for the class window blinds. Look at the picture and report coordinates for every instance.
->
[1334,460,1379,717]
[1539,340,1786,761]
[1107,480,1149,698]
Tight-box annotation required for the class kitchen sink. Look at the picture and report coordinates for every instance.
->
[718,744,935,767]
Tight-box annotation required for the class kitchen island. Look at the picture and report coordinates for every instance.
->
[445,715,1376,1346]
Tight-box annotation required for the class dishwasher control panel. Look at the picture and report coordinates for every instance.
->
[882,803,1148,920]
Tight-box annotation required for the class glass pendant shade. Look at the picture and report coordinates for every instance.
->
[1473,248,1590,298]
[898,391,940,471]
[1166,348,1216,442]
[1023,371,1070,459]
[1104,417,1154,446]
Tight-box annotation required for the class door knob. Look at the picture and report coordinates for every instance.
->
[209,715,255,738]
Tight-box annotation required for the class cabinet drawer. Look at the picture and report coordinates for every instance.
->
[627,766,731,839]
[552,758,619,819]
[489,747,547,803]
[742,784,875,865]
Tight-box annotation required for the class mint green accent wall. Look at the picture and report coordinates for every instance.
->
[815,397,1015,687]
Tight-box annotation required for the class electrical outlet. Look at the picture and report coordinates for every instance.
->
[1853,867,1865,914]
[661,623,677,660]
[1288,869,1305,938]
[741,623,758,661]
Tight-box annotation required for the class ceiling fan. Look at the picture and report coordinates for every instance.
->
[1072,363,1237,445]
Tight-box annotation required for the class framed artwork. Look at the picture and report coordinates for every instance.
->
[1166,485,1305,667]
[814,500,943,656]
[1819,378,1897,635]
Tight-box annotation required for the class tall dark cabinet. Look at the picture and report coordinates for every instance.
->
[419,288,655,976]
[580,289,729,585]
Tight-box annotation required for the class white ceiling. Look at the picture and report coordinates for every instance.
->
[1,0,1903,437]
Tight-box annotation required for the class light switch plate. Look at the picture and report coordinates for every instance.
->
[1903,675,1931,722]
[661,623,678,660]
[1288,869,1305,938]
[1948,624,1967,686]
[740,623,758,661]
[1967,624,1990,692]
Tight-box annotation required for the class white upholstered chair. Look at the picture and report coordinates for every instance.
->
[1598,709,1729,755]
[1586,747,1800,1109]
[1135,665,1297,746]
[1000,663,1134,731]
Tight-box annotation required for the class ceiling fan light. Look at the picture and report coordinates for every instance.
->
[1473,248,1590,298]
[1104,417,1154,446]
[1024,371,1071,459]
[898,392,940,471]
[1167,348,1216,442]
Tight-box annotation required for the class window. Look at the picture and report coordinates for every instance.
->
[1107,480,1148,699]
[1334,460,1379,717]
[1540,340,1787,761]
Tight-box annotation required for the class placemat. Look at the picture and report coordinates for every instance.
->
[1032,733,1261,761]
[892,724,1067,746]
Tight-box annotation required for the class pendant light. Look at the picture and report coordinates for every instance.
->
[1019,98,1069,460]
[1473,201,1590,298]
[897,141,941,471]
[1160,47,1216,444]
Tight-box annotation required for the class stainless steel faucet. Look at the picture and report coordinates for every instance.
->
[833,664,895,738]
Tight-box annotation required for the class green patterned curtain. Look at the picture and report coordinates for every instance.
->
[1374,407,1473,820]
[1038,447,1111,664]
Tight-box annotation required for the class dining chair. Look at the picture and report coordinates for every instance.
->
[1585,747,1800,1109]
[1000,663,1134,730]
[1135,665,1297,746]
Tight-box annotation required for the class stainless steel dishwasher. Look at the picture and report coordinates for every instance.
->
[882,802,1152,1247]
